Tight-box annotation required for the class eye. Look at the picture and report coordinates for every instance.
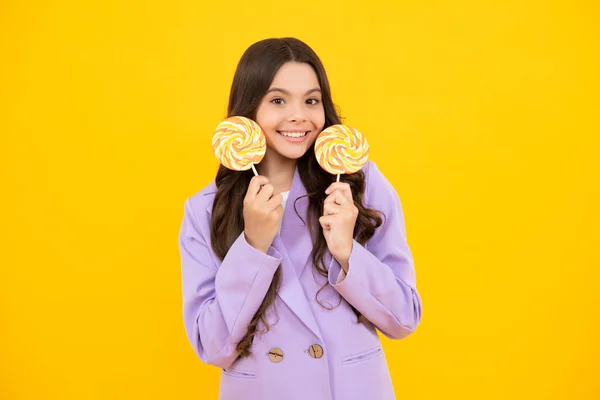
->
[306,98,320,105]
[271,98,285,105]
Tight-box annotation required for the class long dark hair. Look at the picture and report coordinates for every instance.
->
[210,38,383,357]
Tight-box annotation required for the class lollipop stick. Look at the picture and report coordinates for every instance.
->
[336,174,340,182]
[251,164,258,176]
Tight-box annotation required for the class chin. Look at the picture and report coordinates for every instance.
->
[280,148,310,160]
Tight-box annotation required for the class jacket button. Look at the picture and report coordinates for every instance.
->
[308,344,324,359]
[268,348,284,363]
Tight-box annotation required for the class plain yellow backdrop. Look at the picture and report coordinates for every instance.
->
[1,0,598,399]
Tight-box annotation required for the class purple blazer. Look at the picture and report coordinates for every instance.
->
[179,161,422,400]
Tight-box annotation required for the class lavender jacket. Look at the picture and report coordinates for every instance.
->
[179,161,422,400]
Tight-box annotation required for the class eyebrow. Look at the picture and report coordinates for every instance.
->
[266,87,322,95]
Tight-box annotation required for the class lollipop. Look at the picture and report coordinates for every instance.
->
[315,124,369,181]
[212,116,266,175]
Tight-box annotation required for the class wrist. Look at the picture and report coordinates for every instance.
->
[244,232,269,254]
[336,258,349,273]
[333,245,352,272]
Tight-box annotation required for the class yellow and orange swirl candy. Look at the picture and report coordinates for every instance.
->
[212,116,266,174]
[315,125,369,178]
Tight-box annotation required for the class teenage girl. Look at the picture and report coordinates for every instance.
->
[179,37,422,400]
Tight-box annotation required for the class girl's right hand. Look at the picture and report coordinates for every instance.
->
[243,175,284,254]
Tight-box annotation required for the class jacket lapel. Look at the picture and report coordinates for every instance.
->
[273,166,323,340]
[271,235,322,340]
[205,169,323,341]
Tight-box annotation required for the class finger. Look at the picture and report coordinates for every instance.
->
[325,182,351,196]
[323,202,344,216]
[325,183,353,203]
[256,183,275,202]
[319,215,335,230]
[324,192,346,207]
[246,175,270,199]
[266,193,284,211]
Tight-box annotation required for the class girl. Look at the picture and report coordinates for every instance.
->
[179,37,422,400]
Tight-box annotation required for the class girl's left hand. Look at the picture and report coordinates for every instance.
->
[319,182,358,268]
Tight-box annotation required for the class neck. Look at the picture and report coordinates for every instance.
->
[256,151,296,193]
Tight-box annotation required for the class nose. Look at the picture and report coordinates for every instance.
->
[288,102,307,122]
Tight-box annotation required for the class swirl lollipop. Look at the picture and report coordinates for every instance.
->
[212,116,266,175]
[315,124,369,181]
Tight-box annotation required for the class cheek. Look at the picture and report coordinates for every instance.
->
[310,107,326,130]
[255,107,278,131]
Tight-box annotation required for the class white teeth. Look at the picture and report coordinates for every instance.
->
[279,131,307,138]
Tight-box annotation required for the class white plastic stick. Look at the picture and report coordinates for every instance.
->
[336,174,341,182]
[251,164,258,176]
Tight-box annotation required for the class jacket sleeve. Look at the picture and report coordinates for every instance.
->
[179,199,282,368]
[327,162,423,339]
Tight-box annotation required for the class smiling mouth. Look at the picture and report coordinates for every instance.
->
[277,131,309,138]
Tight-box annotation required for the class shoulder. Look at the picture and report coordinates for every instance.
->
[187,180,217,211]
[361,160,400,208]
[182,180,217,229]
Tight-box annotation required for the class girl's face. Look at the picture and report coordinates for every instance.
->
[255,62,325,162]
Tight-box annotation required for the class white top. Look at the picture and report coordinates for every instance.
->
[278,191,289,233]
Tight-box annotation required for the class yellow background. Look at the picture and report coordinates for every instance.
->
[1,1,598,399]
